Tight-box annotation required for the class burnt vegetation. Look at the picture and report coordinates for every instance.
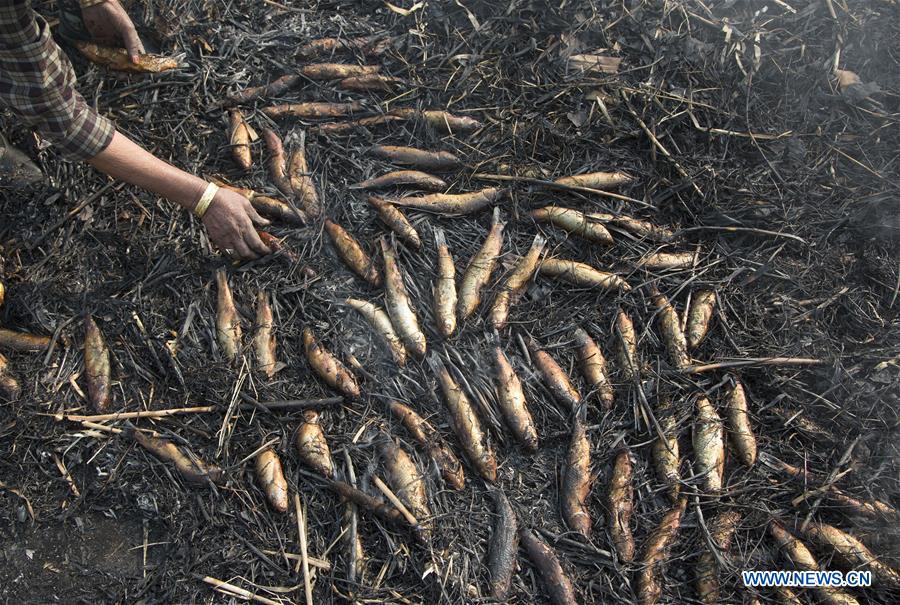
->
[0,0,898,603]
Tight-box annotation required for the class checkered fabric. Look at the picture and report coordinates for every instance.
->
[0,1,114,161]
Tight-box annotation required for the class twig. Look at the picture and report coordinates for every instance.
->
[621,92,702,195]
[798,437,860,530]
[52,453,80,497]
[234,438,280,469]
[684,105,792,140]
[217,364,248,457]
[27,182,118,250]
[292,493,303,574]
[828,144,897,185]
[693,496,728,570]
[43,317,74,367]
[635,380,672,455]
[322,477,403,524]
[296,493,314,605]
[344,450,360,588]
[794,286,850,322]
[231,531,290,576]
[535,527,614,560]
[262,0,308,13]
[79,420,123,434]
[674,225,807,244]
[679,357,826,374]
[0,482,35,520]
[240,393,344,411]
[261,549,331,571]
[789,468,853,506]
[372,474,419,529]
[142,520,149,579]
[198,575,283,605]
[77,420,160,436]
[55,406,216,423]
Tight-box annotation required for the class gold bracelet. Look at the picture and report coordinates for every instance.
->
[193,182,219,219]
[80,0,110,8]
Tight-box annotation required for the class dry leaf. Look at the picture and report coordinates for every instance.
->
[559,32,586,56]
[584,89,611,102]
[835,69,861,91]
[455,0,481,31]
[384,1,424,16]
[566,110,589,128]
[568,53,622,75]
[243,119,259,142]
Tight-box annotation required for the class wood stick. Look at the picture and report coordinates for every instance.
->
[240,393,344,411]
[680,357,826,374]
[28,182,118,250]
[621,92,702,196]
[77,420,163,436]
[230,531,287,577]
[52,453,80,497]
[326,478,403,524]
[292,494,303,573]
[372,474,418,528]
[56,405,217,423]
[798,438,860,530]
[79,420,123,434]
[674,225,807,244]
[199,575,283,605]
[295,493,314,605]
[471,172,647,206]
[261,549,331,571]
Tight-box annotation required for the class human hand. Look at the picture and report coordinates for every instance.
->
[201,189,272,260]
[81,1,145,63]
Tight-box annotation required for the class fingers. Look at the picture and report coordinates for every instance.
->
[202,189,272,260]
[237,199,271,256]
[232,239,258,261]
[121,23,146,63]
[247,204,271,228]
[245,227,272,257]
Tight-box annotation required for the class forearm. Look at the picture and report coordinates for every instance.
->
[86,130,271,259]
[87,131,205,211]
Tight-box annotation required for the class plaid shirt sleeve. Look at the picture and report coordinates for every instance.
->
[0,1,115,161]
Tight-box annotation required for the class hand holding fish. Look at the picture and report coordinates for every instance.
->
[201,188,272,260]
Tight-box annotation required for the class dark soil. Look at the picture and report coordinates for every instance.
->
[1,1,898,604]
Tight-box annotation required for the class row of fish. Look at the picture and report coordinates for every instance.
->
[124,378,898,605]
[75,33,390,81]
[321,208,706,356]
[93,296,897,603]
[208,226,767,602]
